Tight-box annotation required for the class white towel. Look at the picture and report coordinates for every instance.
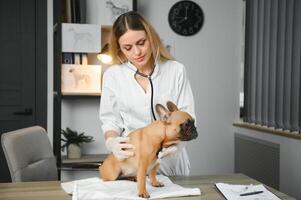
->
[61,175,201,200]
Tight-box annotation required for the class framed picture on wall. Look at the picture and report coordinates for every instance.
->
[100,0,134,25]
[61,64,102,96]
[61,23,101,53]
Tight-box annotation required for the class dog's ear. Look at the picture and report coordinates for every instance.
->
[166,101,178,112]
[155,104,170,122]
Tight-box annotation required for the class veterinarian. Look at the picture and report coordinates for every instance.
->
[99,11,196,176]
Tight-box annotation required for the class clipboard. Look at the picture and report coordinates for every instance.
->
[215,183,281,200]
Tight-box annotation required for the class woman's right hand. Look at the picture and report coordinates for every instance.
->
[105,137,135,161]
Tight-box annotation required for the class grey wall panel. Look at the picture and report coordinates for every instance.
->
[234,133,280,189]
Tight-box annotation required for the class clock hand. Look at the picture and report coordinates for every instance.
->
[177,18,186,23]
[172,16,185,19]
[185,6,188,19]
[172,16,186,23]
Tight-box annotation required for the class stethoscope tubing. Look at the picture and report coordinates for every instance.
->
[120,49,160,122]
[135,67,157,121]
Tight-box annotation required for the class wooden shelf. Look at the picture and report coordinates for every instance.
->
[61,94,101,99]
[62,154,107,164]
[60,154,108,171]
[61,92,101,96]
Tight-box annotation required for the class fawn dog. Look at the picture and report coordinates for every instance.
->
[100,101,198,198]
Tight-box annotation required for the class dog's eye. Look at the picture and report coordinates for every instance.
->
[180,123,185,129]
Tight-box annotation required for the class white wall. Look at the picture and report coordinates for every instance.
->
[61,99,106,155]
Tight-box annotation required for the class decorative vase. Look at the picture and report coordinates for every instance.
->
[67,143,82,159]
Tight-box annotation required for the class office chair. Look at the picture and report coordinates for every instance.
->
[1,126,58,182]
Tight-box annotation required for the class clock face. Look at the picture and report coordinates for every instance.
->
[168,0,204,36]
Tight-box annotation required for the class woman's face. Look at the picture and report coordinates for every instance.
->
[118,29,152,69]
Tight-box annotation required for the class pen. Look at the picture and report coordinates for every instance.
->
[240,191,264,196]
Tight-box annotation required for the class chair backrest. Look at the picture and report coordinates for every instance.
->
[1,126,58,182]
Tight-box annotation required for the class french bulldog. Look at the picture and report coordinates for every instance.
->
[100,101,198,198]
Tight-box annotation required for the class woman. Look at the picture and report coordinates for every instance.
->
[99,11,196,176]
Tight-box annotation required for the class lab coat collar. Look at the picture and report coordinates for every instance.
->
[124,61,160,79]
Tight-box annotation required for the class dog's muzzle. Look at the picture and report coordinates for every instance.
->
[179,119,198,141]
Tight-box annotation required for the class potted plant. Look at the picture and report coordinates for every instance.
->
[61,127,94,159]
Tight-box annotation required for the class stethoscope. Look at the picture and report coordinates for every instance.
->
[120,50,159,121]
[135,65,157,121]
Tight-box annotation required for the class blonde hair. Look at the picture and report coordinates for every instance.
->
[109,11,173,64]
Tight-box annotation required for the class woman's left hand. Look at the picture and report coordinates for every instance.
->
[157,142,185,162]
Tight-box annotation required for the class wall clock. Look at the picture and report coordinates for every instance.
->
[168,0,204,36]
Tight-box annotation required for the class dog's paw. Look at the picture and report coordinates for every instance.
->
[138,190,150,198]
[151,180,164,187]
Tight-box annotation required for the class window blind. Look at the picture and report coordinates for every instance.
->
[244,0,301,132]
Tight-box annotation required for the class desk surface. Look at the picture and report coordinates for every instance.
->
[0,173,295,200]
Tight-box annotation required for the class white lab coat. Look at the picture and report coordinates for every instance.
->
[99,60,196,175]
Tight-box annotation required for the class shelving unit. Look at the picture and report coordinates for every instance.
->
[54,0,137,179]
[59,25,109,173]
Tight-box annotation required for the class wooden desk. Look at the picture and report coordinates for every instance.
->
[0,174,295,200]
[169,174,295,200]
[0,181,70,200]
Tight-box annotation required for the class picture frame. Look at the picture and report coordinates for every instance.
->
[61,23,101,53]
[99,0,134,25]
[61,64,102,96]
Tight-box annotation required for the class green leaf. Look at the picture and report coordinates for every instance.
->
[60,127,94,151]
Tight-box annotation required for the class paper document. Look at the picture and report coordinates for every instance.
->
[215,183,281,200]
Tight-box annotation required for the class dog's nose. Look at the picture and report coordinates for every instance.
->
[192,127,198,139]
